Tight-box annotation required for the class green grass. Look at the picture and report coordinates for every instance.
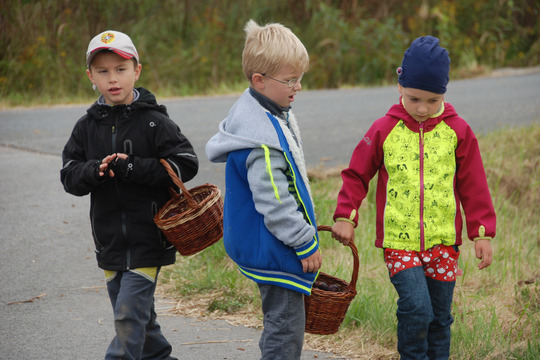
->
[160,122,539,359]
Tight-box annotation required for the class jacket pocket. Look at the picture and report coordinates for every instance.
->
[152,201,174,250]
[90,207,104,252]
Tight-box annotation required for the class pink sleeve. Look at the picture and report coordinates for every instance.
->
[333,117,395,226]
[450,118,496,240]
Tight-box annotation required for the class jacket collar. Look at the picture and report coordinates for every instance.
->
[386,97,457,132]
[249,87,291,120]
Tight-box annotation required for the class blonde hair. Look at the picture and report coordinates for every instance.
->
[242,19,309,83]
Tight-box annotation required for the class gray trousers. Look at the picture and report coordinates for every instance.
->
[257,283,305,360]
[105,269,177,360]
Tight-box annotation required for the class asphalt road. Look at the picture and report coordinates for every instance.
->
[0,68,539,359]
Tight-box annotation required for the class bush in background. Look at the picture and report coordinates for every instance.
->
[1,0,538,106]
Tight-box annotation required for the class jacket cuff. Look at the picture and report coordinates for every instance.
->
[472,225,494,242]
[473,237,492,242]
[333,209,358,227]
[335,217,356,226]
[92,160,110,183]
[294,237,318,260]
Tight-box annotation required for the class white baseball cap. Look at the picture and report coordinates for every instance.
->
[86,30,139,67]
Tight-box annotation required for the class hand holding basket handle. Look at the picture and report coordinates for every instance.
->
[304,225,359,335]
[153,159,224,256]
[316,225,359,291]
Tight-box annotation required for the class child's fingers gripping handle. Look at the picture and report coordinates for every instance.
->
[317,225,359,292]
[330,221,355,245]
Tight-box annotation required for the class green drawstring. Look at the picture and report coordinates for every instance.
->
[262,144,281,203]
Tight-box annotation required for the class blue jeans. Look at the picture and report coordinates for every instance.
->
[257,284,305,360]
[105,268,177,360]
[390,266,456,360]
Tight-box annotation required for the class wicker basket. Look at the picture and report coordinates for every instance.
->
[304,225,359,335]
[154,159,224,256]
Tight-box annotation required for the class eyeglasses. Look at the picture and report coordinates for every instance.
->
[261,73,304,88]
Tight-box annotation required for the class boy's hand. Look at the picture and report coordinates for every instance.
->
[475,239,493,270]
[332,221,355,246]
[301,249,322,273]
[108,153,129,179]
[97,154,118,177]
[98,153,129,178]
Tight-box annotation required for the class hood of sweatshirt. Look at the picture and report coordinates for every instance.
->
[86,87,168,120]
[206,88,312,195]
[206,88,288,163]
[386,97,459,133]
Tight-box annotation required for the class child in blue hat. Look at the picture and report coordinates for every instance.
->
[332,36,496,359]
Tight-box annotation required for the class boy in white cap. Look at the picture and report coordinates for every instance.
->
[61,30,198,359]
[332,36,496,359]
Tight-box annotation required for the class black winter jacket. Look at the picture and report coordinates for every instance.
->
[61,88,198,271]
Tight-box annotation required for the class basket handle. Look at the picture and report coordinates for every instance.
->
[317,225,359,292]
[159,159,197,208]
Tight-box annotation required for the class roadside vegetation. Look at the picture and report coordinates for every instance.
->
[1,0,539,107]
[159,122,540,359]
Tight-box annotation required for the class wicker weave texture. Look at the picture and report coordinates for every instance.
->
[304,225,359,335]
[154,159,224,256]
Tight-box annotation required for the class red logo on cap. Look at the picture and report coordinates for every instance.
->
[101,33,115,44]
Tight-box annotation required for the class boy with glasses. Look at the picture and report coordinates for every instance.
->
[206,20,322,360]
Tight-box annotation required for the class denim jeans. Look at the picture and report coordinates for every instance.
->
[105,269,177,360]
[390,266,456,360]
[257,283,305,360]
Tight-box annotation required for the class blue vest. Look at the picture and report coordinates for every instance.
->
[222,113,319,295]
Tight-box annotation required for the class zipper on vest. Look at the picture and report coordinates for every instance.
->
[419,123,425,251]
[111,124,117,152]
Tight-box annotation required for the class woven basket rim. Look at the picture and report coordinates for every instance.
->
[155,184,221,228]
[304,225,360,335]
[153,159,224,256]
[316,225,359,292]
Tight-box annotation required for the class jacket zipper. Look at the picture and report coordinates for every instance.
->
[122,211,130,269]
[111,123,117,150]
[419,123,425,251]
[112,120,130,270]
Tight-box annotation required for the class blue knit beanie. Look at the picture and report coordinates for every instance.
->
[397,36,450,94]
